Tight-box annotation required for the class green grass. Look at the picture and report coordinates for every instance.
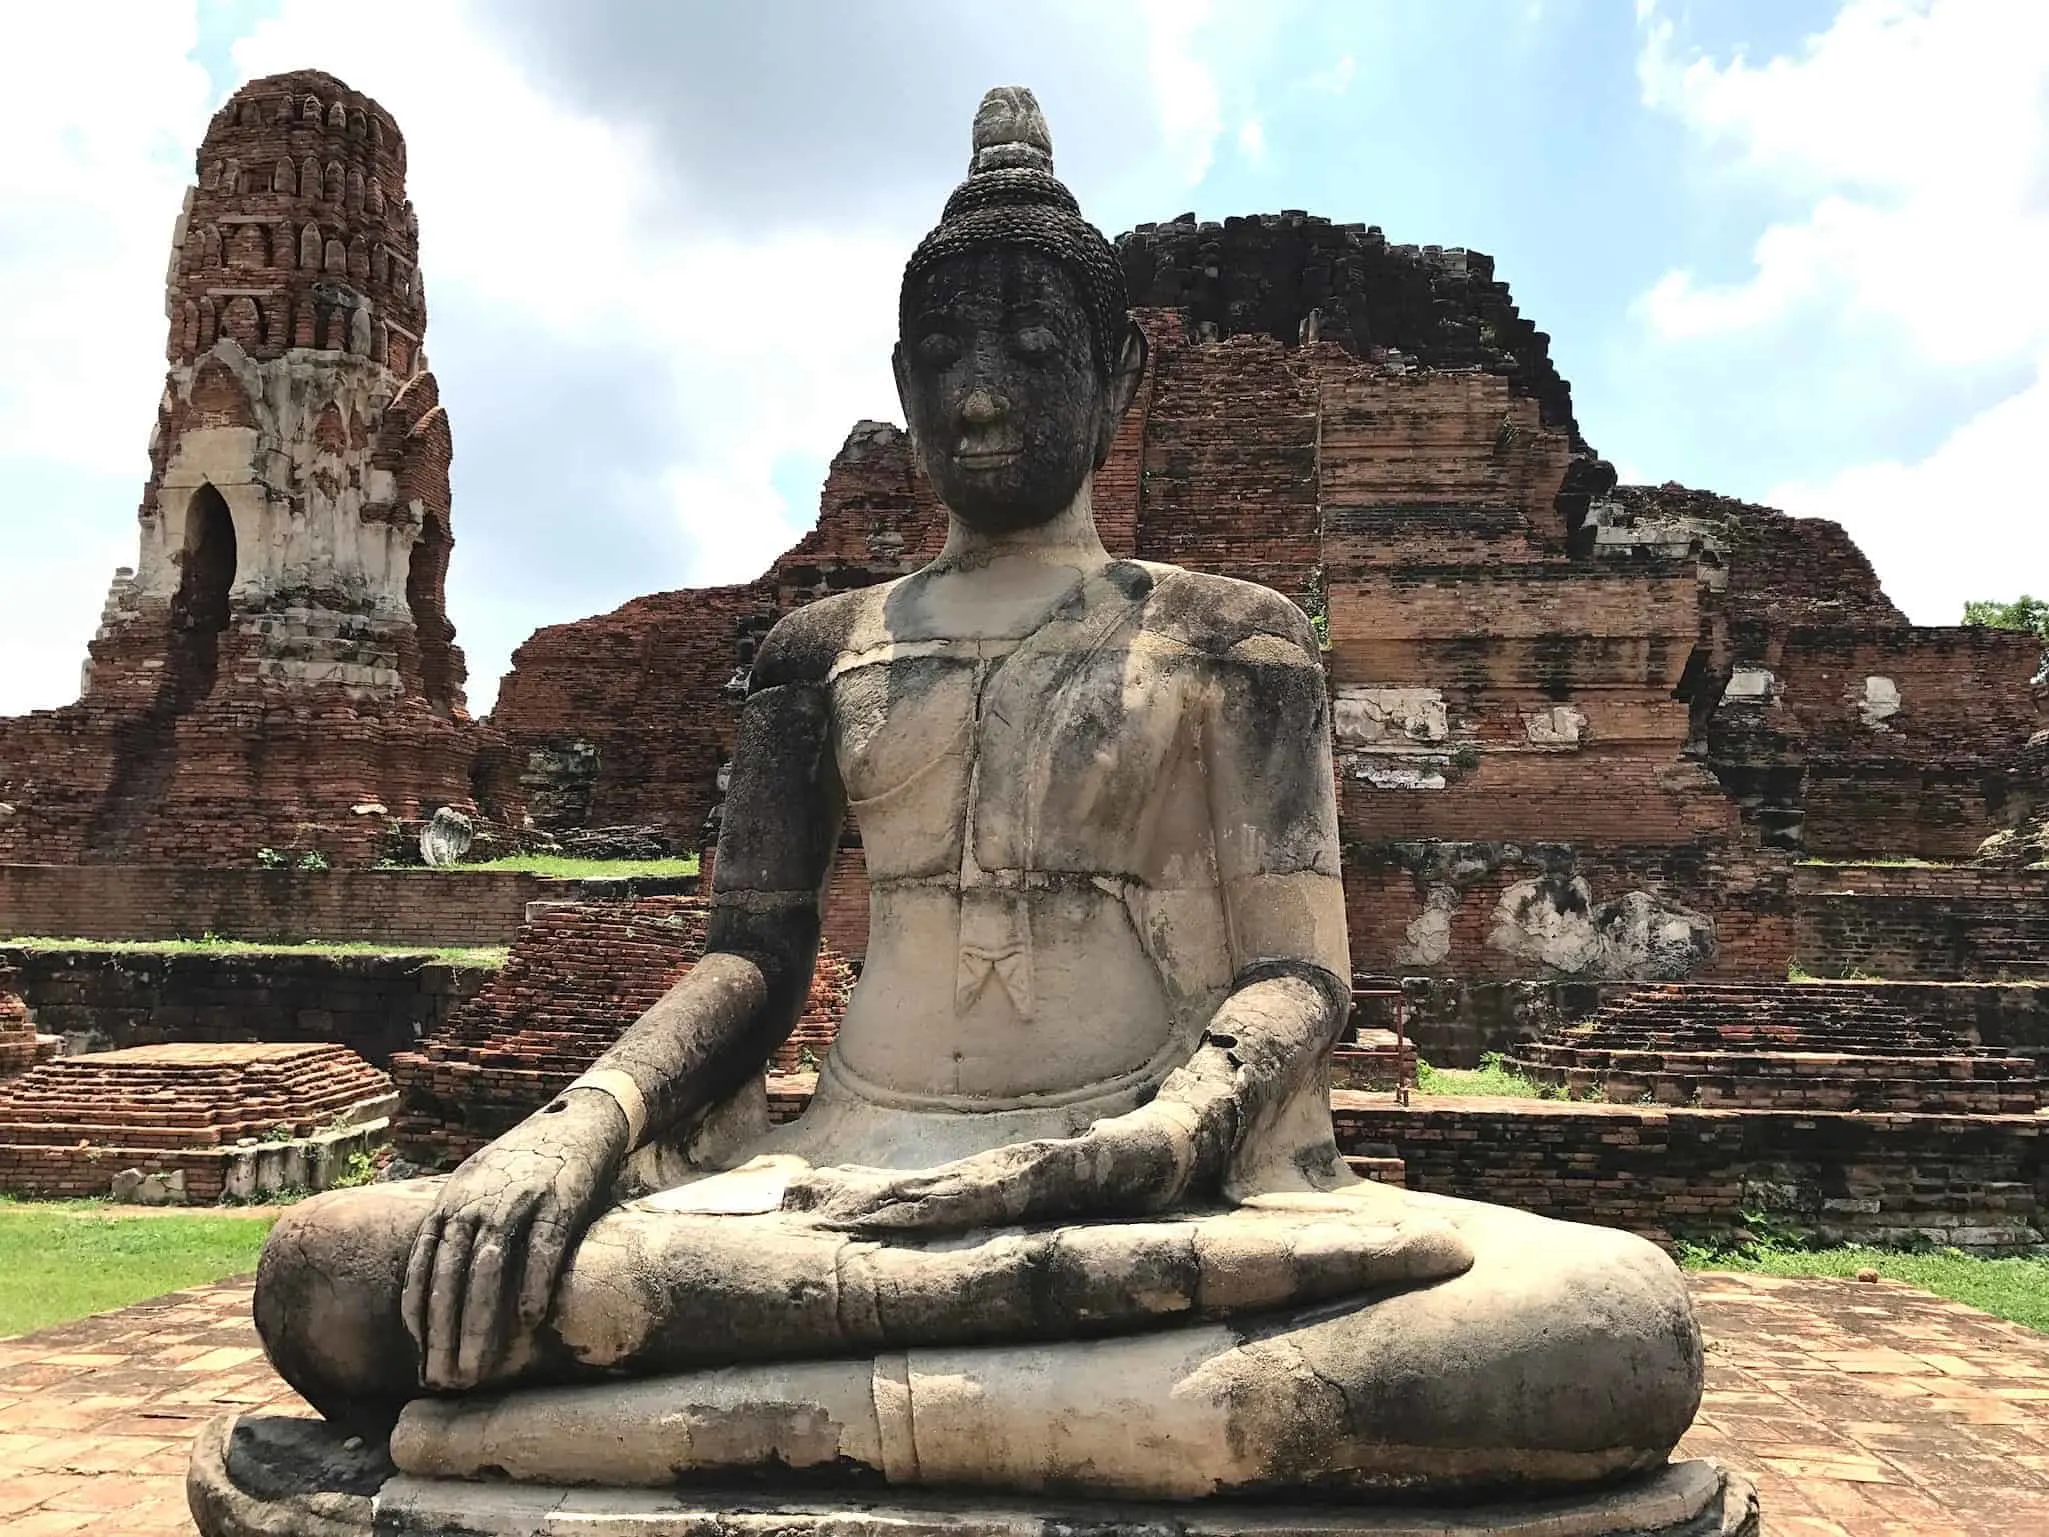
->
[451,853,700,879]
[1414,1053,1556,1099]
[0,935,506,966]
[1678,1241,2049,1334]
[0,1202,276,1336]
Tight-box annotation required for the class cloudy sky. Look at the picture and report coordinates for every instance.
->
[1,0,2043,714]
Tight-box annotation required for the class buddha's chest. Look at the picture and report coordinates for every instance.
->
[828,635,1206,879]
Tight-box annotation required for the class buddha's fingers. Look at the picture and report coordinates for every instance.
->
[838,1207,1474,1348]
[516,1202,576,1338]
[1187,1208,1471,1315]
[1110,1209,1465,1321]
[453,1216,519,1390]
[423,1216,477,1390]
[399,1212,443,1364]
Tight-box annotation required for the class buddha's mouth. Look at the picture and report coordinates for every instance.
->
[952,449,1021,470]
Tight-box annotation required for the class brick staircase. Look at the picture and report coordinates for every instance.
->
[0,1042,393,1150]
[391,897,853,1165]
[1505,983,2040,1114]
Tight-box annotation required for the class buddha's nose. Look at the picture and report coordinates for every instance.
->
[959,387,1006,427]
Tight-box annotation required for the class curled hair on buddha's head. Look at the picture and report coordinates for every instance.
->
[900,86,1132,380]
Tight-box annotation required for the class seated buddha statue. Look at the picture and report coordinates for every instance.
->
[226,87,1711,1518]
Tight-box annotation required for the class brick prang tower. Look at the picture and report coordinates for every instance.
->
[0,69,496,866]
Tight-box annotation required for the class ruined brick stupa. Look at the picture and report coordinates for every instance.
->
[0,70,492,866]
[489,213,2045,986]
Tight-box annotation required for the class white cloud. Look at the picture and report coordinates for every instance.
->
[1638,0,2049,368]
[1139,0,1227,184]
[231,2,906,589]
[0,1,216,712]
[0,3,214,471]
[1236,116,1268,167]
[1634,0,2049,622]
[1768,355,2049,624]
[1297,52,1357,97]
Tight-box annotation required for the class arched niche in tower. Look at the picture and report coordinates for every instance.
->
[169,483,238,704]
[230,224,267,269]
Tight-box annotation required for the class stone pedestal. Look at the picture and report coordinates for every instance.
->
[189,1415,1759,1537]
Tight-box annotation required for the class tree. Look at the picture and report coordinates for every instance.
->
[1963,595,2049,680]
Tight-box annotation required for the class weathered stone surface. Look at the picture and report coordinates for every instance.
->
[189,1414,1755,1537]
[417,806,473,867]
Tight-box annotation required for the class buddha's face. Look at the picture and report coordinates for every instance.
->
[895,246,1145,532]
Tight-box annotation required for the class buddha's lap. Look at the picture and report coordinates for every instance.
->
[256,1175,1697,1467]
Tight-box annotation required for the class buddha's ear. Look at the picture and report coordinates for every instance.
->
[1095,318,1148,464]
[891,341,913,448]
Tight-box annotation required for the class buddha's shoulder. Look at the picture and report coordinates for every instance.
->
[751,584,903,687]
[1132,563,1321,663]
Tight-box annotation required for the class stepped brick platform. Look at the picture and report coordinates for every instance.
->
[391,897,853,1165]
[0,988,60,1078]
[1505,983,2041,1114]
[0,1041,395,1202]
[0,1042,392,1151]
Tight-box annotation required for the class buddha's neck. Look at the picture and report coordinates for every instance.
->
[936,479,1109,571]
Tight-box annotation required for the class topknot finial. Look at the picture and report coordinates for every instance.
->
[971,86,1053,175]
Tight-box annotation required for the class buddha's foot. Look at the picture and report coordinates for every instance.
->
[187,1413,1758,1537]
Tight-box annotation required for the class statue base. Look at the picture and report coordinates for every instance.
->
[189,1414,1758,1537]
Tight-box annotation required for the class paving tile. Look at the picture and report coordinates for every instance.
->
[0,1272,2038,1534]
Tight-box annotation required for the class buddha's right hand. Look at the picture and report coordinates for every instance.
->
[401,1087,629,1392]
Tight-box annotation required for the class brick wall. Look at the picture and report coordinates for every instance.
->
[1333,1093,2046,1253]
[1791,865,2049,980]
[0,944,492,1066]
[1378,975,2049,1072]
[0,864,696,947]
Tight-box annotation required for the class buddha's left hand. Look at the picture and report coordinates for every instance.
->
[783,972,1336,1232]
[782,1088,1233,1233]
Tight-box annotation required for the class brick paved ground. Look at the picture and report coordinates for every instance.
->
[1681,1272,2049,1536]
[0,1271,2040,1534]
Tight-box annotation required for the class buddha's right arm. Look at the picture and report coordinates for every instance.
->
[402,608,847,1389]
[568,614,847,1153]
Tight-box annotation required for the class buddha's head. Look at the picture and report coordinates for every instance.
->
[895,87,1148,533]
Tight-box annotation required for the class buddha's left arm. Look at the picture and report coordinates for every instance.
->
[1121,599,1354,1201]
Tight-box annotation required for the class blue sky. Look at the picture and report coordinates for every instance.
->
[2,0,2042,715]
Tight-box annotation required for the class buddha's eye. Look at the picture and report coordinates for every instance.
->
[1011,325,1061,359]
[917,333,962,367]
